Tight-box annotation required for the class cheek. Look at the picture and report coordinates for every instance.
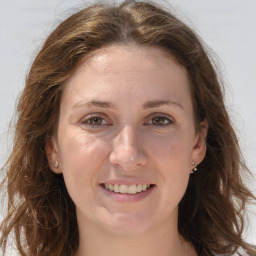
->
[147,131,193,202]
[58,130,109,195]
[148,129,194,169]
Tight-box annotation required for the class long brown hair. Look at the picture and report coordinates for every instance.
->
[1,1,255,255]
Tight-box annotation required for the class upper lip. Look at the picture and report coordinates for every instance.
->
[100,178,155,186]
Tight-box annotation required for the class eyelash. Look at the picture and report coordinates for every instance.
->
[80,114,110,128]
[145,115,173,127]
[80,113,174,128]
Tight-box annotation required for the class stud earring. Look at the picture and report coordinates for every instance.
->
[54,161,59,168]
[192,161,197,172]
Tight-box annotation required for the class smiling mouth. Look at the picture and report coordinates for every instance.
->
[101,184,154,194]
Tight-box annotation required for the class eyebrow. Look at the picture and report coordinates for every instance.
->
[73,100,116,109]
[143,100,184,110]
[73,99,183,110]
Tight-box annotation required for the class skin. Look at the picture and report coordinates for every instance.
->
[46,44,208,256]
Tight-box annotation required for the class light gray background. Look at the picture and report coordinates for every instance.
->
[0,0,255,252]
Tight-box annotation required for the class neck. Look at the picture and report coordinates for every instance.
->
[75,216,197,256]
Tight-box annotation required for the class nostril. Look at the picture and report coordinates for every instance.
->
[109,151,147,170]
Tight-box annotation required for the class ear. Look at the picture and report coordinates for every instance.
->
[191,120,208,169]
[45,137,62,174]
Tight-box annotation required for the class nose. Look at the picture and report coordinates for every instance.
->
[109,126,147,171]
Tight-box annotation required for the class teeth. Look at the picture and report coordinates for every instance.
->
[114,184,119,193]
[104,184,152,194]
[119,184,128,193]
[137,184,142,192]
[128,184,137,194]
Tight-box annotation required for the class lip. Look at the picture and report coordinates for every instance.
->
[100,183,155,202]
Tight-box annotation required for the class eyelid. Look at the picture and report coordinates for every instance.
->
[144,113,175,126]
[80,113,111,127]
[79,112,174,128]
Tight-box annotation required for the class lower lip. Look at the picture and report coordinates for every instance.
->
[100,185,155,202]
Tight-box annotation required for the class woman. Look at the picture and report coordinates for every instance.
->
[0,1,255,255]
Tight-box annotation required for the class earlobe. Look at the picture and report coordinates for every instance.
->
[45,137,62,174]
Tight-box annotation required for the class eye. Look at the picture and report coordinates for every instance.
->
[88,116,103,125]
[145,115,173,127]
[81,114,109,128]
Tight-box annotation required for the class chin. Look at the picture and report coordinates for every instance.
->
[101,212,154,236]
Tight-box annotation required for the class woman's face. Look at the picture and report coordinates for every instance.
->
[47,45,207,236]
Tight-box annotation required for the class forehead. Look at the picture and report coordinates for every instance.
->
[73,44,187,78]
[61,44,192,110]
